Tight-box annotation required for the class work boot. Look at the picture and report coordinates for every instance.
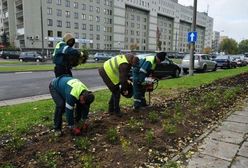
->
[115,111,123,117]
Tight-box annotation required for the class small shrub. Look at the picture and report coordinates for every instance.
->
[37,151,58,168]
[6,135,25,151]
[120,136,131,152]
[162,160,181,168]
[223,86,241,101]
[0,163,16,168]
[75,137,91,151]
[162,120,177,135]
[127,117,143,131]
[148,111,159,123]
[145,129,154,145]
[80,154,94,168]
[106,127,119,144]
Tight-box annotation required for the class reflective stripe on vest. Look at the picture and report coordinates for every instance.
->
[145,56,156,70]
[103,55,128,85]
[67,79,88,99]
[52,41,65,57]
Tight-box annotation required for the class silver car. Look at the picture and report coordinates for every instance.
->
[181,54,217,73]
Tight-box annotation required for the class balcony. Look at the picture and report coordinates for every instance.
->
[16,23,24,29]
[15,0,22,7]
[16,10,23,18]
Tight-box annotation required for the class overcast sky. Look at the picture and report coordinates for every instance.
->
[178,0,248,42]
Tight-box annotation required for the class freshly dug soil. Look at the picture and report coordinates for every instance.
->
[1,73,248,168]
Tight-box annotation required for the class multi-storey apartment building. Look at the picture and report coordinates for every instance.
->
[212,31,220,53]
[2,0,213,53]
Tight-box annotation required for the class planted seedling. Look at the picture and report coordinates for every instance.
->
[75,137,91,151]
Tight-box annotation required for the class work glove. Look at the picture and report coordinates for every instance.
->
[71,127,81,136]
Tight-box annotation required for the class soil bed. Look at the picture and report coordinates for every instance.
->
[1,73,248,168]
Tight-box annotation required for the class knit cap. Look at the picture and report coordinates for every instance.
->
[63,33,74,43]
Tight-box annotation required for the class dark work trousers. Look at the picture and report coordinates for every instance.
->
[49,82,65,131]
[108,86,121,114]
[133,80,146,109]
[54,65,72,77]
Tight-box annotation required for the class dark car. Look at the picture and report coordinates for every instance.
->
[94,53,112,62]
[136,53,181,78]
[215,55,237,69]
[19,52,45,62]
[0,50,20,59]
[232,55,247,67]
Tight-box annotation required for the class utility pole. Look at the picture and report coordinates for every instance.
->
[189,0,197,76]
[40,0,44,58]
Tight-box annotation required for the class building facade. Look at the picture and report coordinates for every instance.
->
[2,0,213,53]
[212,31,220,53]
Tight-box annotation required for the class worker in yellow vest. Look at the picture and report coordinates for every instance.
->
[49,75,95,136]
[98,53,139,117]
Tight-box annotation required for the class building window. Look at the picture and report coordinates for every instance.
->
[57,31,62,37]
[89,6,93,12]
[96,34,100,40]
[47,0,52,3]
[74,2,78,8]
[48,41,53,47]
[96,7,100,13]
[89,15,93,21]
[74,32,79,38]
[48,30,53,37]
[47,8,52,15]
[82,4,86,10]
[56,0,61,5]
[74,12,78,19]
[57,9,62,16]
[82,33,86,39]
[74,22,79,29]
[47,19,53,26]
[82,24,86,30]
[96,0,100,4]
[65,11,70,18]
[90,34,93,40]
[57,20,62,27]
[81,14,86,20]
[66,21,70,28]
[90,25,93,31]
[96,25,100,31]
[65,0,70,7]
[96,16,100,22]
[97,43,100,49]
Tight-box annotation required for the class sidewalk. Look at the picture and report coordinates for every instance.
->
[186,100,248,168]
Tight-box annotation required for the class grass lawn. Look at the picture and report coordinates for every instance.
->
[0,62,103,72]
[0,66,248,135]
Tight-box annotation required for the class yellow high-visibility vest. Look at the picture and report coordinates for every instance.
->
[145,56,156,70]
[67,79,88,99]
[103,55,128,85]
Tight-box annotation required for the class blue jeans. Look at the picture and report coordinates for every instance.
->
[49,82,65,131]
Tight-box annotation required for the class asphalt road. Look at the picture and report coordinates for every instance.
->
[0,69,105,101]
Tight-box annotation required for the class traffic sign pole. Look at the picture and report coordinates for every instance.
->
[189,0,197,76]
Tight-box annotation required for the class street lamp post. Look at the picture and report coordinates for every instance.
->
[189,0,197,76]
[40,0,44,58]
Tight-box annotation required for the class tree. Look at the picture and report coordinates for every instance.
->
[219,38,238,54]
[1,31,9,46]
[238,39,248,54]
[203,47,211,54]
[156,27,162,51]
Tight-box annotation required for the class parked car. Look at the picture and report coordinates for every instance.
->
[94,53,113,62]
[0,50,20,59]
[19,52,45,62]
[134,53,181,78]
[215,55,237,69]
[181,54,217,73]
[232,55,247,67]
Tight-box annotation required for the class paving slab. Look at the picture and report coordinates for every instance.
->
[208,129,244,145]
[187,153,230,168]
[231,156,248,168]
[238,141,248,158]
[220,121,248,134]
[233,110,248,117]
[226,115,248,124]
[199,138,239,161]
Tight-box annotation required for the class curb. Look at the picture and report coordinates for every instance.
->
[0,86,107,107]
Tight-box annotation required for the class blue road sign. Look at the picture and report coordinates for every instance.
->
[188,31,198,43]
